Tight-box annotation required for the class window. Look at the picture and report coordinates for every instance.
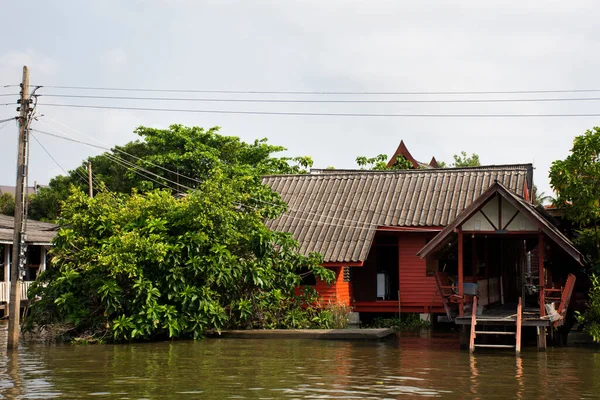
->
[299,268,317,286]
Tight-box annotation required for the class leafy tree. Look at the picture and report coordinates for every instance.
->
[28,125,313,222]
[0,193,15,216]
[356,154,413,170]
[533,185,553,206]
[451,151,481,168]
[549,127,600,262]
[25,175,335,342]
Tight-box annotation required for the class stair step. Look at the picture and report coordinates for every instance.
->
[474,344,515,348]
[474,331,516,335]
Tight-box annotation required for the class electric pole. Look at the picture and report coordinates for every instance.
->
[7,66,31,350]
[87,161,93,198]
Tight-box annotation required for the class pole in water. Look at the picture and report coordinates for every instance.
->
[7,66,31,350]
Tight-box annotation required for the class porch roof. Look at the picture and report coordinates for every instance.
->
[416,182,583,264]
[263,164,532,263]
[0,214,58,245]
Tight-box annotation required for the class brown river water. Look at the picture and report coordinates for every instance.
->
[1,326,600,399]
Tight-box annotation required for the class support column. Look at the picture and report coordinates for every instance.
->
[40,246,46,275]
[458,229,464,317]
[537,326,547,352]
[538,233,545,317]
[3,245,9,282]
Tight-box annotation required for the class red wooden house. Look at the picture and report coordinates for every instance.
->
[263,156,583,348]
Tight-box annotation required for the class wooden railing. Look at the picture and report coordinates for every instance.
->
[0,281,35,303]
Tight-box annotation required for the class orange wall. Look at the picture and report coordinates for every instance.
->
[398,233,442,310]
[297,266,352,306]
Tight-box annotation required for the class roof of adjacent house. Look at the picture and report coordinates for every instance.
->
[0,185,38,197]
[263,164,533,263]
[417,181,583,264]
[0,215,58,245]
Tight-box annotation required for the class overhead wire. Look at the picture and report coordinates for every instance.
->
[35,103,600,118]
[37,93,600,104]
[32,84,600,95]
[32,122,451,229]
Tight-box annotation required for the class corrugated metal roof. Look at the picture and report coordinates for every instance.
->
[0,215,58,244]
[263,164,533,263]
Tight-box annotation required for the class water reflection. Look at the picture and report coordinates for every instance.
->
[1,325,600,399]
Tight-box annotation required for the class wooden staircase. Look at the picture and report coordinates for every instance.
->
[469,296,522,354]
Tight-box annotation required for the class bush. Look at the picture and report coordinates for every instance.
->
[367,314,430,331]
[577,274,600,342]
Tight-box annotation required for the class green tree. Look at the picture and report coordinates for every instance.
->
[450,151,481,167]
[549,127,600,262]
[25,175,335,342]
[28,125,313,222]
[356,154,413,170]
[0,193,15,216]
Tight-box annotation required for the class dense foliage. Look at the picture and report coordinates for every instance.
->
[550,127,600,265]
[25,181,335,342]
[28,125,313,222]
[550,127,600,341]
[0,193,15,216]
[356,151,481,170]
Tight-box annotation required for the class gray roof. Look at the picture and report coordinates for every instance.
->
[263,164,533,263]
[0,215,58,245]
[0,185,38,197]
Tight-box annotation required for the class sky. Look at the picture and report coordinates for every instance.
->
[1,1,600,197]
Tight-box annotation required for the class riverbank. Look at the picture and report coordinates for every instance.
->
[214,328,395,340]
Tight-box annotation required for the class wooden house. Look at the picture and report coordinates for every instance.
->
[264,163,582,350]
[0,214,57,315]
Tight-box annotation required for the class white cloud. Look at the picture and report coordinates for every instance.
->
[0,50,59,76]
[101,48,127,67]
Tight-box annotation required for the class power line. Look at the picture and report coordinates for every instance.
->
[0,93,18,97]
[38,93,600,104]
[0,117,17,124]
[34,85,600,95]
[32,125,450,228]
[37,103,600,118]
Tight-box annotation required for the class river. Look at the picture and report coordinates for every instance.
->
[1,326,600,399]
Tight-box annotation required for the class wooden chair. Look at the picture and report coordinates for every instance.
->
[544,273,576,327]
[434,271,462,321]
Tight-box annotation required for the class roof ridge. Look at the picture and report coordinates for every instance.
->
[264,163,533,178]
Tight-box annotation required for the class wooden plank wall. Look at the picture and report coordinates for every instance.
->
[398,233,442,312]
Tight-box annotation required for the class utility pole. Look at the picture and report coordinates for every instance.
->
[7,66,31,350]
[87,161,93,198]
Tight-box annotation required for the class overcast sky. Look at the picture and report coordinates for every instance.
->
[1,1,599,197]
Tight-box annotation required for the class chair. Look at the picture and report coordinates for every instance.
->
[543,273,576,327]
[434,271,462,321]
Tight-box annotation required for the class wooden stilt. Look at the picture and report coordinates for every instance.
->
[537,327,547,352]
[469,296,478,352]
[516,297,522,354]
[458,229,464,317]
[538,234,545,318]
[460,325,469,350]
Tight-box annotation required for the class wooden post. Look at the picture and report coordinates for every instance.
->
[469,295,478,352]
[8,66,30,349]
[537,327,547,352]
[87,161,93,198]
[516,297,522,354]
[458,229,464,317]
[538,233,545,317]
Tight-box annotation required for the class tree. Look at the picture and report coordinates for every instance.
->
[356,154,413,170]
[549,127,600,262]
[533,185,553,206]
[0,193,15,216]
[28,125,313,222]
[450,151,481,168]
[25,173,335,342]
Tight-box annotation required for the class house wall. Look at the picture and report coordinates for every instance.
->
[398,233,441,311]
[297,266,352,306]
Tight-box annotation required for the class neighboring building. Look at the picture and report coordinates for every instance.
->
[263,161,582,347]
[0,185,40,197]
[0,214,58,314]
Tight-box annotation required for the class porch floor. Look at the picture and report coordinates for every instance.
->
[455,304,551,327]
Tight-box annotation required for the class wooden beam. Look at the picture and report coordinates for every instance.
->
[322,261,364,267]
[539,233,545,317]
[458,228,464,317]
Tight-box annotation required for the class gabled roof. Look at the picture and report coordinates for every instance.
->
[386,140,438,169]
[263,164,533,263]
[0,215,58,245]
[416,181,583,264]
